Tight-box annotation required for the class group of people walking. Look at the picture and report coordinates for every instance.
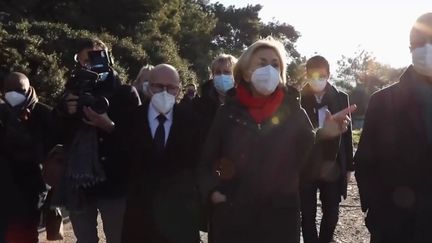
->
[1,11,432,243]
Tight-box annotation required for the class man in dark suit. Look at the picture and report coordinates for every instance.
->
[355,13,432,243]
[300,56,354,243]
[122,64,202,243]
[0,72,54,243]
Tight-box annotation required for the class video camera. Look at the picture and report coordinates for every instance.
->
[66,50,113,115]
[87,50,112,75]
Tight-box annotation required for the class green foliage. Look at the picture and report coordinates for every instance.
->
[260,20,300,59]
[335,50,404,92]
[334,50,405,117]
[286,56,307,89]
[211,3,262,56]
[0,20,148,105]
[0,0,157,34]
[209,3,301,85]
[1,0,303,97]
[177,0,217,81]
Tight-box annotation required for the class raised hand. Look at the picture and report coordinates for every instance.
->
[320,104,357,139]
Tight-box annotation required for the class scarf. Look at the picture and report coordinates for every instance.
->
[65,125,106,190]
[51,125,107,210]
[236,84,285,123]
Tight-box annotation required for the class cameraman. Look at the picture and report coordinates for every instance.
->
[54,38,140,243]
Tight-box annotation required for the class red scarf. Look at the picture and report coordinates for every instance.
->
[236,84,285,123]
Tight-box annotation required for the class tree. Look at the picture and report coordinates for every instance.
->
[260,20,300,59]
[286,56,307,89]
[334,49,404,117]
[177,0,217,82]
[1,0,304,93]
[209,3,302,83]
[210,3,262,57]
[0,0,158,34]
[0,19,148,105]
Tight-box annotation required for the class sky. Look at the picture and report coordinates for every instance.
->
[211,0,432,72]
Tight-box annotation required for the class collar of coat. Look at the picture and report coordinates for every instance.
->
[399,65,432,86]
[222,85,302,130]
[301,83,342,114]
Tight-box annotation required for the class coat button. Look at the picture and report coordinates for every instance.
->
[99,137,104,142]
[100,156,107,161]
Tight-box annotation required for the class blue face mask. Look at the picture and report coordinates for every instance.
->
[213,74,234,93]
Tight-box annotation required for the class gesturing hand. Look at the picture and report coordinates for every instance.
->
[82,106,115,133]
[320,104,357,139]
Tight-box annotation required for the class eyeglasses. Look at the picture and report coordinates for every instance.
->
[149,83,180,95]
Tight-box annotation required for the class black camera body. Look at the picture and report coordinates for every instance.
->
[66,69,110,115]
[66,50,113,115]
[77,93,109,115]
[87,50,111,74]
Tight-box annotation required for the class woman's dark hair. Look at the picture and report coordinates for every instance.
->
[306,55,330,75]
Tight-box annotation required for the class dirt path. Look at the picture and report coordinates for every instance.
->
[332,180,369,243]
[38,179,369,243]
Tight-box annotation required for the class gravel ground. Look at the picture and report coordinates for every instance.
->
[38,178,369,243]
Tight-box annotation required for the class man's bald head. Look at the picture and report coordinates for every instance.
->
[410,13,432,50]
[3,72,30,94]
[148,64,181,97]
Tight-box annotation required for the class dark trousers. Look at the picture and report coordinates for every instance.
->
[0,209,40,243]
[211,202,300,243]
[300,180,341,243]
[366,205,432,243]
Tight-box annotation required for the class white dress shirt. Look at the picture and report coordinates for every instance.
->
[148,103,173,144]
[315,94,327,129]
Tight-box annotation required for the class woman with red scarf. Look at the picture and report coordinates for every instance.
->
[198,37,355,243]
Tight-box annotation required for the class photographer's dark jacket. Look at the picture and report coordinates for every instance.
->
[0,96,53,216]
[55,71,141,199]
[301,84,354,198]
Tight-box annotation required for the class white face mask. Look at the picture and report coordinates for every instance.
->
[250,65,281,96]
[309,78,328,93]
[412,43,432,77]
[213,74,234,94]
[151,91,176,114]
[5,91,26,107]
